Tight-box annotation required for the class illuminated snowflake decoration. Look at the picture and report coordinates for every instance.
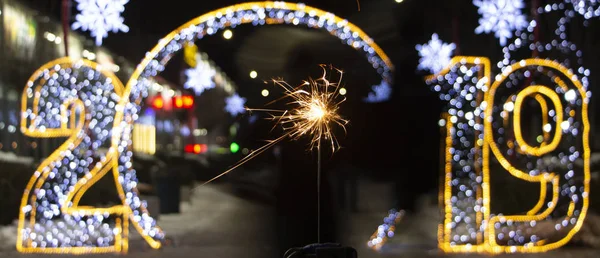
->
[225,93,247,116]
[72,0,130,46]
[473,0,528,46]
[363,80,392,103]
[416,33,456,74]
[566,0,600,19]
[184,61,216,96]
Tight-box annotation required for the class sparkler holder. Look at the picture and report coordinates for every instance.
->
[284,243,357,258]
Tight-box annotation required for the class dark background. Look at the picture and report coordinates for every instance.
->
[12,0,600,254]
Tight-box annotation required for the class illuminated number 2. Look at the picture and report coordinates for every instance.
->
[431,57,590,253]
[17,58,163,254]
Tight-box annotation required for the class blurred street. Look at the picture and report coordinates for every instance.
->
[1,182,279,258]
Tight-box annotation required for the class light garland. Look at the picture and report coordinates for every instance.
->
[428,57,489,252]
[16,58,163,254]
[428,0,595,253]
[499,1,591,91]
[123,1,394,107]
[564,0,600,19]
[367,209,405,251]
[427,56,590,253]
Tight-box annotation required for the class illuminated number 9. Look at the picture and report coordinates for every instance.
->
[483,59,590,253]
[431,57,590,253]
[17,58,163,254]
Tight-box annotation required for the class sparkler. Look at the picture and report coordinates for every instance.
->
[201,65,349,242]
[263,67,348,152]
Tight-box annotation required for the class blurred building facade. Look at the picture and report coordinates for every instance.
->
[0,0,241,162]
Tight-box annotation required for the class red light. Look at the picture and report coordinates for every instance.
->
[172,95,194,109]
[174,96,183,108]
[184,143,207,154]
[151,96,164,109]
[183,95,194,109]
[193,144,202,153]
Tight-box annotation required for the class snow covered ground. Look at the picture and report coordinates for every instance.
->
[0,151,33,165]
[131,183,276,247]
[0,183,277,257]
[0,221,17,251]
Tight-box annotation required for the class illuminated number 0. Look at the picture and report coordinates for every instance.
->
[17,58,163,254]
[431,57,590,253]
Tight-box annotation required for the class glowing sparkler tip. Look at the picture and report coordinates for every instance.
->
[248,65,348,151]
[307,101,326,120]
[200,65,348,185]
[269,65,348,152]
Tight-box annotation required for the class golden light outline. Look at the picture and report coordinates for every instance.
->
[432,57,590,254]
[442,112,457,249]
[428,56,490,253]
[482,58,590,253]
[504,94,551,151]
[436,113,451,248]
[123,1,393,108]
[512,86,563,156]
[17,58,157,254]
[534,94,551,144]
[367,210,405,251]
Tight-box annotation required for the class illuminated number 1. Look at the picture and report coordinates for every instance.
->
[427,57,490,251]
[429,57,590,253]
[17,58,163,254]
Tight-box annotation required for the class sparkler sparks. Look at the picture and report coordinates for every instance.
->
[265,66,348,151]
[202,65,348,185]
